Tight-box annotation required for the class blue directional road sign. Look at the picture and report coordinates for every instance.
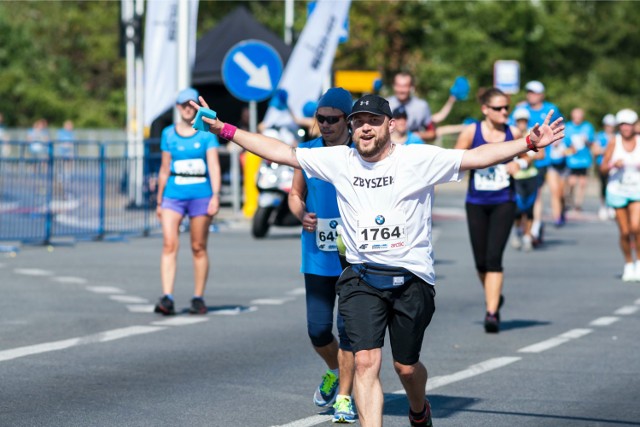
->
[222,40,284,102]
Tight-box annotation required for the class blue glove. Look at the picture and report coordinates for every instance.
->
[450,76,470,101]
[302,101,318,118]
[192,107,217,131]
[372,78,383,93]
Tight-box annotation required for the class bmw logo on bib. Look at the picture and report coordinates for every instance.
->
[375,215,385,225]
[329,220,338,229]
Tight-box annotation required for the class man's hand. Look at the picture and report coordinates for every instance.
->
[302,212,318,233]
[529,110,565,150]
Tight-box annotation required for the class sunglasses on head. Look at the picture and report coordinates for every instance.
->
[487,105,510,112]
[316,114,342,124]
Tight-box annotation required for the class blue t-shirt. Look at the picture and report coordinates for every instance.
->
[161,125,220,200]
[565,121,595,169]
[466,121,515,205]
[299,137,348,277]
[594,130,611,166]
[404,132,423,145]
[510,101,563,168]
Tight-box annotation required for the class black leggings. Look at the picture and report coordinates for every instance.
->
[465,202,516,273]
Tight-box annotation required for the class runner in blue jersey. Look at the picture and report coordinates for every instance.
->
[564,108,595,212]
[455,88,527,333]
[390,106,424,146]
[154,88,222,316]
[593,114,616,220]
[511,81,563,242]
[288,88,356,423]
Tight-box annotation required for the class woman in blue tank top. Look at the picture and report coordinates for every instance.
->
[287,88,356,422]
[455,87,527,333]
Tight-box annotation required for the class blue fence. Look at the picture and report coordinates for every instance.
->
[0,140,163,244]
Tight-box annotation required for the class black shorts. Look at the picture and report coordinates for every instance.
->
[336,266,436,365]
[569,167,588,176]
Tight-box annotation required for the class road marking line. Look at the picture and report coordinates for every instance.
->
[86,286,125,294]
[518,328,592,353]
[210,306,258,315]
[271,357,521,427]
[109,295,149,304]
[151,317,209,326]
[127,305,155,313]
[51,276,87,284]
[14,268,53,276]
[286,288,306,296]
[614,306,638,315]
[250,297,295,305]
[426,357,521,391]
[589,316,620,326]
[0,326,164,363]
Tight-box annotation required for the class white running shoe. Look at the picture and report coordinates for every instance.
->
[598,206,608,221]
[634,261,640,282]
[511,235,522,250]
[522,235,533,252]
[622,263,635,282]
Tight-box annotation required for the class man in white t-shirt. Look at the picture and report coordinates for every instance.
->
[193,94,564,427]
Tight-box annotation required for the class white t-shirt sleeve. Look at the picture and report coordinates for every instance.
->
[296,145,348,183]
[405,145,464,186]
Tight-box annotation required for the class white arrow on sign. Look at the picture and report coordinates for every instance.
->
[232,51,273,91]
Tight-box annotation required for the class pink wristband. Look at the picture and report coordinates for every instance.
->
[220,123,237,141]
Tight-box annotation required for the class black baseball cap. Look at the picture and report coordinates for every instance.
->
[392,106,408,119]
[347,94,392,120]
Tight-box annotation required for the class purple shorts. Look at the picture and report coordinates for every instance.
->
[161,197,211,218]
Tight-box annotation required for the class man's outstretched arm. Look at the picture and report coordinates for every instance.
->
[191,97,301,170]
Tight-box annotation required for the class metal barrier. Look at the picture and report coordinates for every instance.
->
[0,140,162,244]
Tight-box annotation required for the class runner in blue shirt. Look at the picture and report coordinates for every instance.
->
[564,108,595,212]
[154,88,221,316]
[288,87,356,423]
[511,81,563,241]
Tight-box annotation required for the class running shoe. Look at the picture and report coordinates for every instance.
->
[510,235,522,250]
[635,261,640,282]
[622,263,635,282]
[522,235,533,252]
[409,399,433,427]
[154,295,175,315]
[598,206,608,221]
[332,395,356,424]
[189,297,207,314]
[313,370,339,407]
[484,311,500,333]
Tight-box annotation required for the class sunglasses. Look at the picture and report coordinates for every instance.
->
[180,101,197,108]
[487,105,510,112]
[316,114,343,124]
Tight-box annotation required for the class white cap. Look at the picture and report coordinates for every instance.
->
[602,114,616,127]
[524,81,545,94]
[615,109,638,126]
[513,108,530,121]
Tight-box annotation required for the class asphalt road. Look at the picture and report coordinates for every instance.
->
[1,183,639,427]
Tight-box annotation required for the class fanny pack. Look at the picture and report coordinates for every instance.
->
[351,263,415,291]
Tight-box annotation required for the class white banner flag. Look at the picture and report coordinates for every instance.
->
[262,0,351,127]
[143,0,199,127]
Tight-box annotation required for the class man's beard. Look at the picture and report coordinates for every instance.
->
[355,127,390,159]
